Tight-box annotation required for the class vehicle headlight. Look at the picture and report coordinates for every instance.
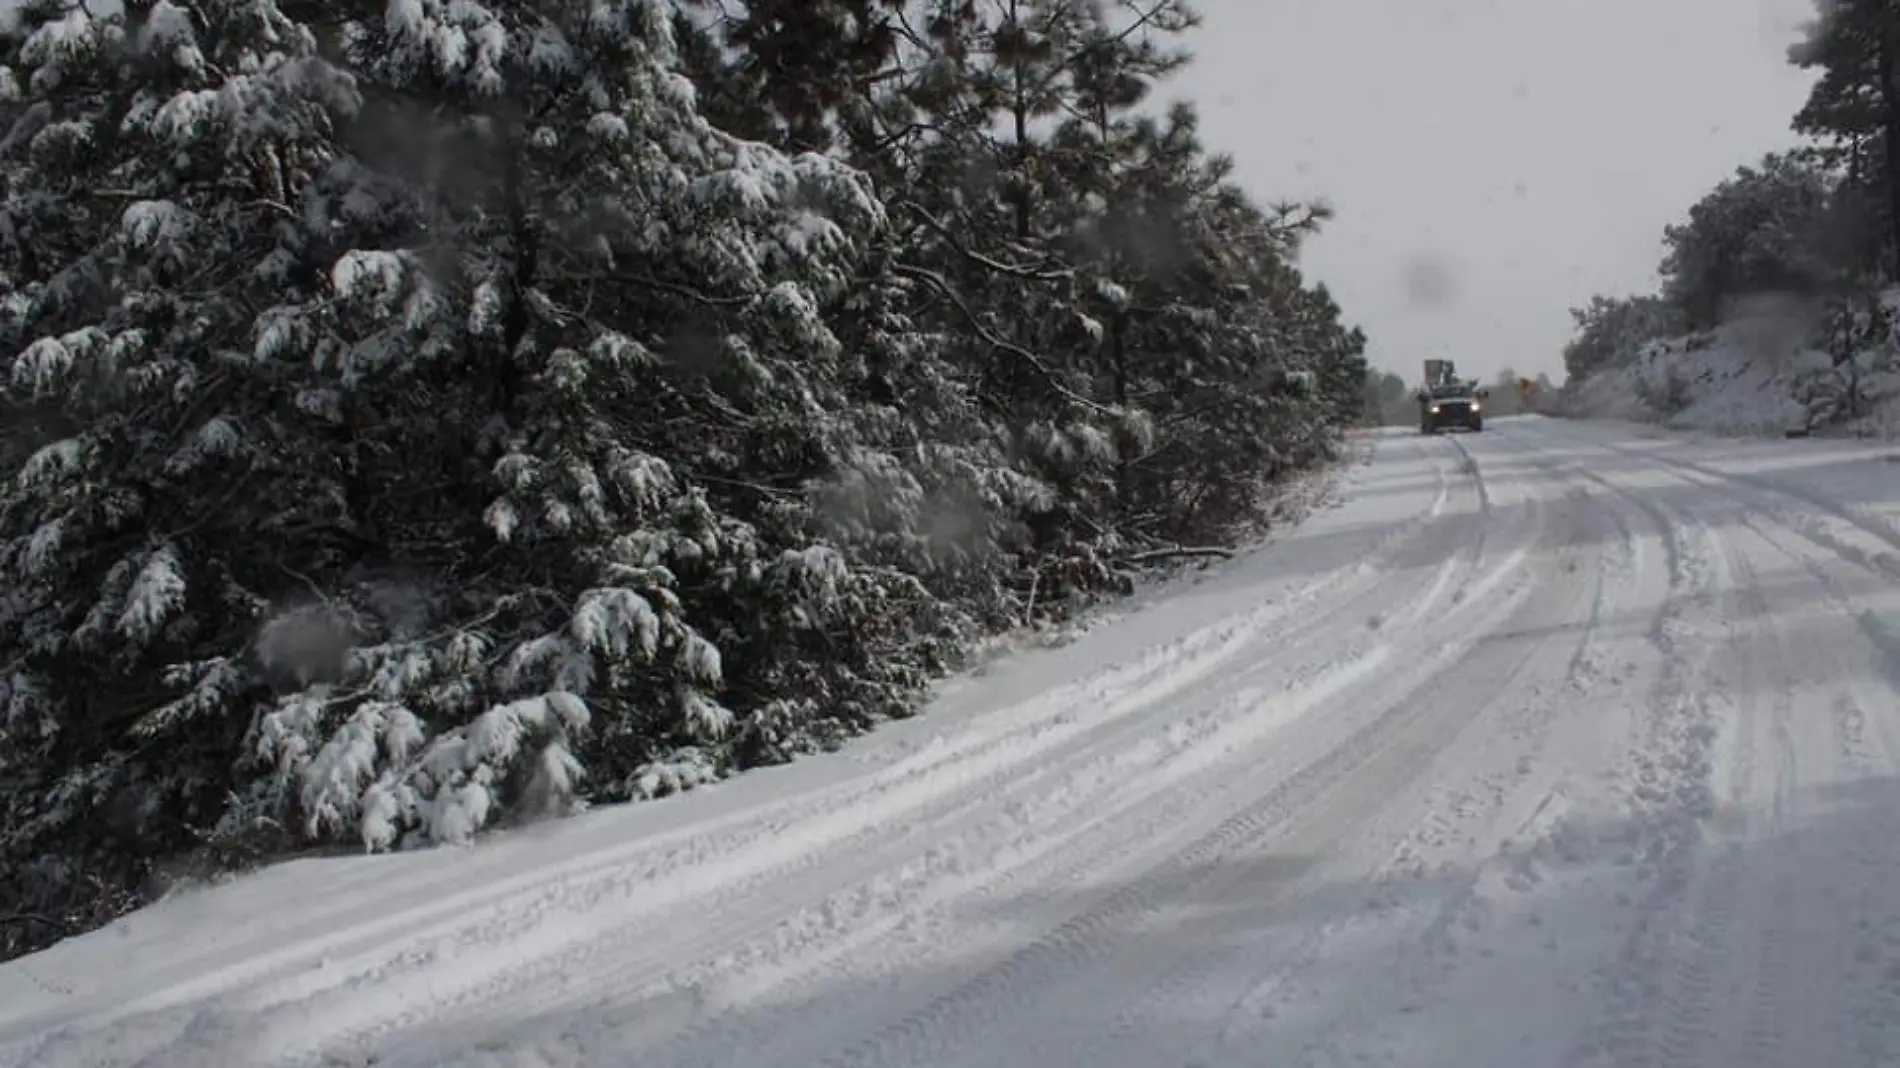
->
[1430,405,1441,413]
[1472,402,1481,412]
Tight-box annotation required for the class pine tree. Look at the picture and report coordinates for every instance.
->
[0,0,919,949]
[0,0,375,944]
[696,0,905,153]
[1562,294,1680,382]
[1658,152,1836,325]
[0,0,1373,960]
[1789,0,1900,277]
[676,0,1366,587]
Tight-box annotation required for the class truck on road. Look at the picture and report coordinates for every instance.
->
[1417,359,1486,434]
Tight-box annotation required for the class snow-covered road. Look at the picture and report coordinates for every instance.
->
[10,415,1900,1068]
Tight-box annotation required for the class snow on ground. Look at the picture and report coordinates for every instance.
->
[9,416,1900,1067]
[1564,291,1900,439]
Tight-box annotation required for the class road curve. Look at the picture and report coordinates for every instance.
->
[8,416,1900,1068]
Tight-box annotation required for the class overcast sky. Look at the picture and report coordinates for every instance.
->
[1166,0,1824,382]
[0,0,1818,383]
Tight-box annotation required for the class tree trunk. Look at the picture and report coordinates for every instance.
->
[497,124,536,422]
[1110,312,1129,515]
[1008,0,1032,241]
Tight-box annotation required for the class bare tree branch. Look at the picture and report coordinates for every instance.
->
[1119,545,1234,565]
[0,912,68,933]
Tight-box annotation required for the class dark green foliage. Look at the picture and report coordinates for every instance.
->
[0,0,1368,962]
[1659,153,1838,327]
[1789,0,1900,277]
[1562,294,1682,382]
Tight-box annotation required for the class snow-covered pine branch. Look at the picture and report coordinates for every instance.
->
[0,0,1370,961]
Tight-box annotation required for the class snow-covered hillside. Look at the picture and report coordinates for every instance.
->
[1563,291,1900,438]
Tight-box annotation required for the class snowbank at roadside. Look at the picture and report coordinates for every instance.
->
[1561,290,1900,439]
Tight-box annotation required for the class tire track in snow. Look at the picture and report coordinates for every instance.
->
[809,594,1537,1068]
[1555,427,1900,580]
[1548,442,1736,1068]
[882,434,1620,1068]
[1648,521,1788,1068]
[1552,424,1900,1068]
[352,490,1498,1064]
[5,445,1454,1065]
[12,537,1437,1060]
[1544,423,1891,1068]
[1709,511,1858,1068]
[18,551,1431,1049]
[484,621,1423,1068]
[49,422,1900,1068]
[896,426,1622,1068]
[755,440,1551,1068]
[109,441,1484,1068]
[346,427,1580,1068]
[1335,445,1657,1037]
[1578,426,1887,1068]
[440,425,1900,1068]
[1730,708,1796,1068]
[1713,509,1900,1067]
[1198,428,1672,1067]
[971,435,1579,1068]
[611,439,1537,1068]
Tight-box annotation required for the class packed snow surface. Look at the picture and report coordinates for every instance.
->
[12,415,1900,1067]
